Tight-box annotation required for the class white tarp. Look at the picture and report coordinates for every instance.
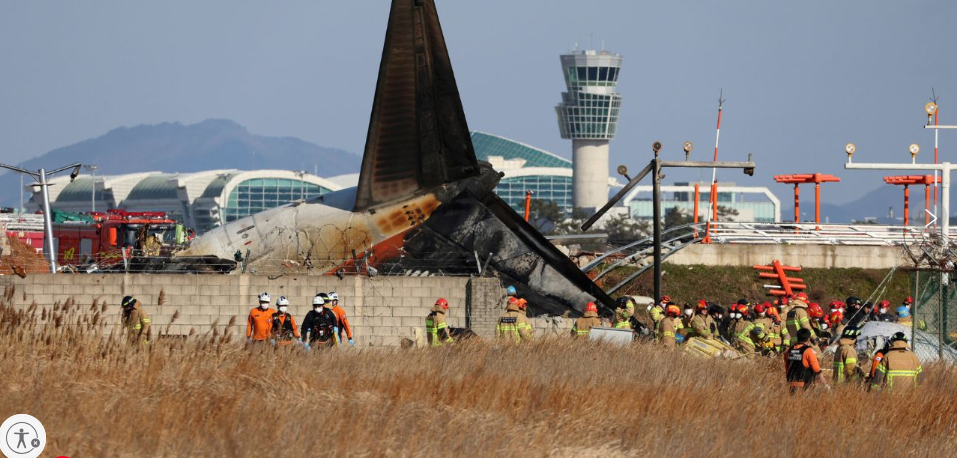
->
[856,321,957,364]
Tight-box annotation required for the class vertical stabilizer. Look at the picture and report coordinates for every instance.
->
[355,0,479,211]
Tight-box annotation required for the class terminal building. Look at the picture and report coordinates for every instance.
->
[623,182,781,223]
[471,131,626,216]
[26,170,343,233]
[25,143,777,234]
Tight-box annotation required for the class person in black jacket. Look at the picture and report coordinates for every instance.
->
[301,294,340,348]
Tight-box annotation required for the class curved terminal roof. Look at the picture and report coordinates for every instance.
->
[126,174,180,201]
[471,132,571,168]
[54,177,97,202]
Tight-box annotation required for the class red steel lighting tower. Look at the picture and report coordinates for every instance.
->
[773,173,841,225]
[882,175,941,226]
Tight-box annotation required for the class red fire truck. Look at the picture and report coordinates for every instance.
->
[52,210,181,267]
[4,210,182,268]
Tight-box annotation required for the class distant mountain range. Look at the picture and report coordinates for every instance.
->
[0,119,361,207]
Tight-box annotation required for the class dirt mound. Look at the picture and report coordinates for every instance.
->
[0,236,49,276]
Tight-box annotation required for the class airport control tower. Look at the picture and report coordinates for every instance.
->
[555,49,623,213]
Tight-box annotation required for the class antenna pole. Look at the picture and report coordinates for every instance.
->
[703,90,725,243]
[933,95,939,230]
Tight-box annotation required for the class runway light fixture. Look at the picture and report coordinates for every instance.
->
[845,143,856,163]
[682,141,693,161]
[909,143,920,163]
[925,102,938,125]
[652,141,662,158]
[616,165,631,181]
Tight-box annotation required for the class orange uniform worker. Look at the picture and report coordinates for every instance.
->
[270,296,301,346]
[328,291,354,346]
[247,292,276,344]
[784,328,826,394]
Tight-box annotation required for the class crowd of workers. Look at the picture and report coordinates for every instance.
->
[241,291,355,348]
[477,287,924,393]
[117,285,923,393]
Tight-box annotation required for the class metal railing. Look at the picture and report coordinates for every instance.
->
[582,221,956,295]
[705,222,956,246]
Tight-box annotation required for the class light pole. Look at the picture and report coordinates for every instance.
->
[844,142,955,240]
[0,162,82,273]
[84,164,98,213]
[582,141,756,301]
[294,170,307,200]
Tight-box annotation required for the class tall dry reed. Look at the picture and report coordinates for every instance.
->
[0,298,953,457]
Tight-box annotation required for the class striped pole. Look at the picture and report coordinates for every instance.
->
[703,92,724,243]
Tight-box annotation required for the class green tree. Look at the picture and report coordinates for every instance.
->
[604,213,651,243]
[528,199,564,232]
[717,205,739,221]
[663,207,693,230]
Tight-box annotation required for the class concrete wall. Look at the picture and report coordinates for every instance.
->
[0,274,523,346]
[665,243,904,269]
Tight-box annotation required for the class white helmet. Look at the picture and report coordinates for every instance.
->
[277,296,290,306]
[258,292,271,303]
[312,295,325,306]
[329,292,339,301]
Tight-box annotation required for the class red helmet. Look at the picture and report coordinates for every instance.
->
[666,304,681,317]
[904,296,913,305]
[828,311,843,324]
[738,304,750,315]
[808,302,824,318]
[660,295,672,303]
[828,300,843,311]
[767,306,781,320]
[435,298,449,310]
[795,292,809,302]
[585,302,598,313]
[754,303,767,314]
[696,300,709,312]
[879,300,890,308]
[508,297,519,306]
[517,298,528,310]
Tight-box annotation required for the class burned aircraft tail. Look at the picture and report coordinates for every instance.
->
[344,0,615,315]
[354,0,480,211]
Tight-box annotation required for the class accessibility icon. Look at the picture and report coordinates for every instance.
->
[0,415,45,458]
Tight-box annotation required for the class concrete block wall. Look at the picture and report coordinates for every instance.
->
[665,243,904,269]
[0,274,578,345]
[0,274,481,346]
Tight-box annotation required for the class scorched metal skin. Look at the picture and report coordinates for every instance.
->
[179,0,613,316]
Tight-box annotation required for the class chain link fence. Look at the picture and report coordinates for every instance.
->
[913,269,957,362]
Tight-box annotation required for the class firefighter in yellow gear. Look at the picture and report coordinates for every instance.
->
[871,332,923,391]
[750,303,776,355]
[656,304,682,348]
[572,302,602,337]
[612,297,634,329]
[766,306,790,352]
[785,293,815,346]
[689,300,715,340]
[121,295,151,344]
[728,304,756,354]
[649,295,670,330]
[496,297,534,343]
[833,326,862,384]
[425,298,454,347]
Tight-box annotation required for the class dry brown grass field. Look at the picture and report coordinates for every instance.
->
[0,297,954,458]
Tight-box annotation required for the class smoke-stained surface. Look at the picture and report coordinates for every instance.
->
[355,0,479,211]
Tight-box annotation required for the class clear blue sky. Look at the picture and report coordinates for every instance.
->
[0,0,954,208]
